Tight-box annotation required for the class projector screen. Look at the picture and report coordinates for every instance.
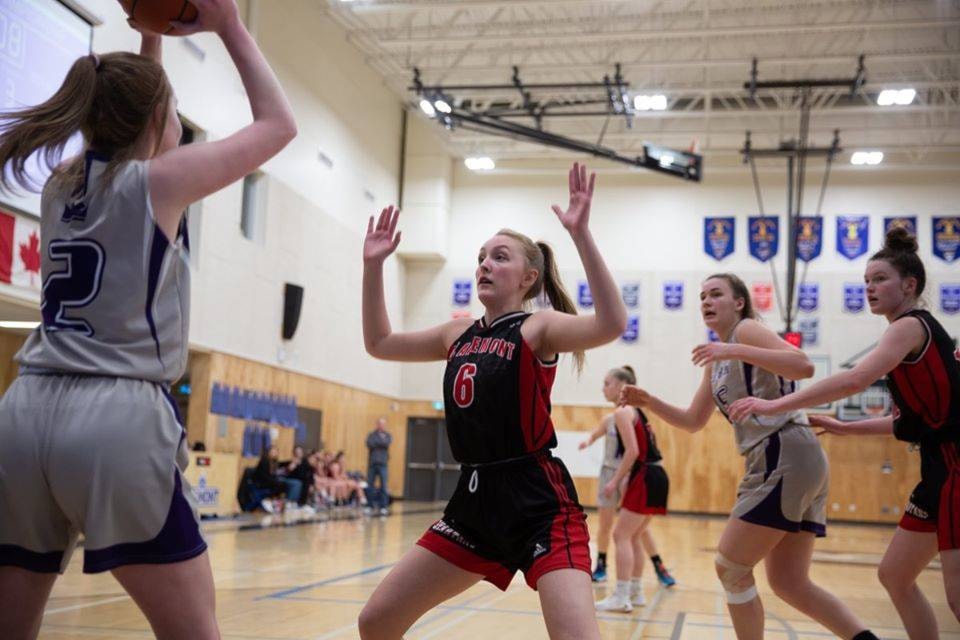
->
[0,0,92,217]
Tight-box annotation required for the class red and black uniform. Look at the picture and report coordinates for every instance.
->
[887,309,960,550]
[621,408,669,515]
[417,311,590,590]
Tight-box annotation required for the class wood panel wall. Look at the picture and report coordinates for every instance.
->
[552,405,919,524]
[187,351,442,498]
[0,331,26,391]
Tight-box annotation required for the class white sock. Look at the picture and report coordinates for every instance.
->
[630,578,642,591]
[615,580,630,598]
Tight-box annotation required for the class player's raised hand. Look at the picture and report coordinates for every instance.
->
[364,206,402,264]
[808,415,850,437]
[168,0,241,36]
[691,342,732,367]
[619,385,652,408]
[551,162,595,236]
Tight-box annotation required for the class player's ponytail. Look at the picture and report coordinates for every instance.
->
[0,52,172,195]
[870,226,925,298]
[535,240,584,374]
[496,228,585,373]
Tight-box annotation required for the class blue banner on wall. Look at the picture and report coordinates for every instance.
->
[622,316,640,343]
[884,216,917,237]
[796,216,823,263]
[663,281,684,310]
[798,283,819,313]
[706,329,720,343]
[704,217,735,261]
[837,216,870,260]
[452,279,472,306]
[933,217,960,263]
[748,216,779,263]
[621,283,640,309]
[578,281,593,308]
[798,318,820,347]
[941,284,960,315]
[843,283,865,313]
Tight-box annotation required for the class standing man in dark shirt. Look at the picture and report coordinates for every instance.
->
[366,418,393,515]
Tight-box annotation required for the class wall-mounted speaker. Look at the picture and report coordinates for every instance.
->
[282,283,304,340]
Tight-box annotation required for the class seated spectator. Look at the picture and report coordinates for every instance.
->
[279,445,315,508]
[252,445,301,513]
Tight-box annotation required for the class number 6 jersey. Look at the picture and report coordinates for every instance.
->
[443,311,558,464]
[16,153,190,384]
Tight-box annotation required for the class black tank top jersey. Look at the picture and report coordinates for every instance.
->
[443,311,558,464]
[634,408,662,464]
[887,309,960,444]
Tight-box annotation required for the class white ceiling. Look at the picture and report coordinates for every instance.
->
[323,0,960,165]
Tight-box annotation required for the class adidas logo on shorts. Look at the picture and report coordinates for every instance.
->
[533,542,548,558]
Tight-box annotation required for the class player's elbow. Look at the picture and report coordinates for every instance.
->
[597,313,627,342]
[798,361,815,380]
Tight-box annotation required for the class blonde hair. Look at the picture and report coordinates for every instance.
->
[608,365,636,385]
[497,228,584,373]
[0,52,173,195]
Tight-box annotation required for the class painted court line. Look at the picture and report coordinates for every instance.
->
[416,589,517,640]
[259,562,395,600]
[44,595,130,616]
[281,593,657,624]
[629,586,667,640]
[669,611,686,640]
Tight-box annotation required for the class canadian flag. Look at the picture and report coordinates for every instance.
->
[0,208,41,291]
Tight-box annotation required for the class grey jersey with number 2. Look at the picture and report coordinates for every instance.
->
[16,153,190,384]
[710,320,809,454]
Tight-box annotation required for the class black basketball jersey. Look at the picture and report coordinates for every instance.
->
[887,309,960,444]
[635,408,662,464]
[443,311,558,464]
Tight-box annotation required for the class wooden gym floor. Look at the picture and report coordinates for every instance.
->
[38,505,959,639]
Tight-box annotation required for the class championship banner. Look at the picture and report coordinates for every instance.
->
[837,216,869,260]
[621,283,640,309]
[704,216,735,261]
[798,283,819,313]
[751,282,774,313]
[663,281,684,310]
[933,217,960,263]
[0,209,42,291]
[843,283,865,313]
[577,281,593,308]
[621,315,640,343]
[452,279,472,306]
[941,284,960,315]
[884,216,917,237]
[795,216,823,263]
[798,318,820,347]
[748,216,779,263]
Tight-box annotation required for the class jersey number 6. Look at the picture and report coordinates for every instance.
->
[454,363,478,408]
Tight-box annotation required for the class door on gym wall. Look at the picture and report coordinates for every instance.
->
[404,417,460,502]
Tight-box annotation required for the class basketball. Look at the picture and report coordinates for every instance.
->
[119,0,198,36]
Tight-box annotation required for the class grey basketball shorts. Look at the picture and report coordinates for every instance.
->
[596,465,622,508]
[0,374,206,574]
[732,423,829,536]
